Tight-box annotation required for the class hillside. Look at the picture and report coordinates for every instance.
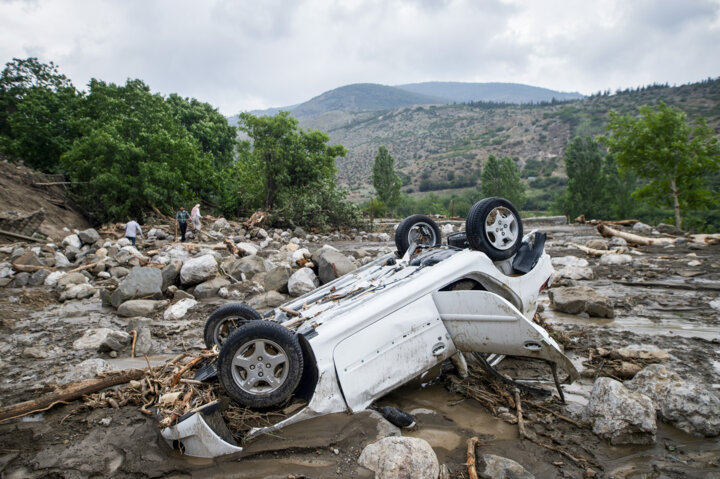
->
[396,81,584,103]
[305,79,720,200]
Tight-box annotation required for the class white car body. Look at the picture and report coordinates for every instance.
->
[162,238,578,457]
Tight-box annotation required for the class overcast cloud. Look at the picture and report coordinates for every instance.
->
[1,0,719,115]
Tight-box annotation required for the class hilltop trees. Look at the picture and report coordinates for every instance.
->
[480,155,526,207]
[372,145,402,211]
[602,102,720,229]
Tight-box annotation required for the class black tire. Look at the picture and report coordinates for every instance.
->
[218,321,304,408]
[395,215,442,256]
[466,197,523,260]
[203,303,262,349]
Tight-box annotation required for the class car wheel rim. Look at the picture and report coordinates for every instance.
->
[230,339,289,394]
[408,222,437,247]
[214,318,242,347]
[484,207,518,251]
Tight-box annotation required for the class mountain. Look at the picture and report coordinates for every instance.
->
[395,81,584,104]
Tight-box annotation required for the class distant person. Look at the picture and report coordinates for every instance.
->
[124,218,143,246]
[190,203,202,232]
[176,206,190,242]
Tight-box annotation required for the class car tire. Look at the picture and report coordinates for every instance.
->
[218,321,304,408]
[466,197,523,260]
[395,215,442,256]
[203,303,262,349]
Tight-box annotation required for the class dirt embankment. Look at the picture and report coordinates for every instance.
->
[0,161,89,241]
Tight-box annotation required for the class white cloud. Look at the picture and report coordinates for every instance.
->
[1,0,718,114]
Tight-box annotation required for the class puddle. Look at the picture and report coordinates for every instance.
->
[106,355,177,370]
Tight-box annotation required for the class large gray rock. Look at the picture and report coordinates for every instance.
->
[54,252,71,268]
[599,253,633,265]
[117,299,166,317]
[110,267,164,308]
[61,358,112,384]
[55,272,87,290]
[548,286,614,318]
[265,265,292,292]
[161,260,182,291]
[212,217,232,232]
[224,255,271,281]
[627,364,720,437]
[586,377,656,445]
[358,436,439,479]
[180,254,218,285]
[247,291,287,309]
[314,248,357,284]
[193,277,231,299]
[479,454,535,479]
[288,267,320,297]
[59,283,96,302]
[78,228,100,245]
[552,256,594,280]
[28,269,51,286]
[73,328,131,352]
[62,233,82,250]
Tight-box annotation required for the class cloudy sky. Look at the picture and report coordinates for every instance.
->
[1,0,719,115]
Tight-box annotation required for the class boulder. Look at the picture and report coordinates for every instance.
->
[10,272,30,287]
[265,265,292,292]
[656,223,680,235]
[291,248,312,266]
[608,236,628,248]
[479,454,535,479]
[603,344,670,362]
[551,256,593,280]
[78,228,100,245]
[585,239,608,250]
[314,249,357,284]
[110,267,164,308]
[548,286,614,318]
[109,266,130,279]
[180,254,218,285]
[56,272,88,290]
[194,277,231,299]
[117,299,166,317]
[236,242,259,256]
[161,260,182,291]
[586,377,656,445]
[11,251,45,268]
[54,252,71,268]
[28,269,51,286]
[288,267,320,297]
[163,298,198,320]
[247,291,287,309]
[212,217,232,232]
[627,364,720,437]
[632,222,652,232]
[599,254,633,265]
[62,234,82,250]
[61,358,112,384]
[226,255,271,281]
[44,271,66,287]
[59,283,96,302]
[73,328,131,352]
[358,436,439,479]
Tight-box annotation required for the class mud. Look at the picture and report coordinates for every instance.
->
[1,223,719,478]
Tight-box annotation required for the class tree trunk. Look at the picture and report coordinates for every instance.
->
[670,178,682,229]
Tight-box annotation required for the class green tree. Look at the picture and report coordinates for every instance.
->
[480,155,526,207]
[237,111,346,210]
[602,102,720,228]
[560,136,606,219]
[372,145,401,209]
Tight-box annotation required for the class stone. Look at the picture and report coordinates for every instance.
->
[314,248,357,284]
[53,252,71,268]
[110,267,164,308]
[59,283,96,301]
[22,346,48,359]
[212,217,232,232]
[161,260,182,291]
[62,234,82,250]
[73,328,131,352]
[599,253,633,265]
[358,436,439,479]
[180,254,218,285]
[608,344,670,362]
[479,454,535,479]
[265,265,292,292]
[117,237,131,247]
[163,298,198,320]
[10,272,30,287]
[109,266,130,279]
[63,245,80,262]
[608,236,628,248]
[61,358,112,384]
[236,242,259,256]
[194,277,231,299]
[549,286,614,318]
[585,239,608,250]
[442,224,454,235]
[256,228,268,239]
[586,377,656,445]
[632,222,652,232]
[56,272,88,289]
[117,299,166,317]
[247,291,287,309]
[656,223,680,235]
[226,255,271,281]
[44,271,66,286]
[28,269,51,286]
[288,267,320,297]
[627,364,720,437]
[78,228,100,245]
[291,248,311,265]
[11,251,45,268]
[551,256,593,280]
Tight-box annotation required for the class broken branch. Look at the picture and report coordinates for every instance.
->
[467,436,480,479]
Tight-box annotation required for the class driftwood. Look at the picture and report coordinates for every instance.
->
[597,224,674,246]
[567,243,624,256]
[0,369,146,422]
[467,437,480,479]
[224,237,240,255]
[10,263,50,272]
[0,228,45,243]
[243,210,268,229]
[514,389,528,439]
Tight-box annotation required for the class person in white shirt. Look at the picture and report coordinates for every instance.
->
[190,204,202,232]
[124,218,143,246]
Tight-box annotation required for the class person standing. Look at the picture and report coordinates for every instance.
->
[176,206,190,242]
[190,203,202,232]
[124,218,143,246]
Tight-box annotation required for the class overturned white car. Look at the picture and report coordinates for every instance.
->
[162,197,578,457]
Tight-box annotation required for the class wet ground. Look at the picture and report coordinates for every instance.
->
[1,224,719,478]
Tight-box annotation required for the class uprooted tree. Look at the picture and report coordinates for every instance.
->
[601,102,720,229]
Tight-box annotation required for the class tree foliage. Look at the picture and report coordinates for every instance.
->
[480,155,526,207]
[601,102,720,228]
[372,145,401,208]
[558,137,607,219]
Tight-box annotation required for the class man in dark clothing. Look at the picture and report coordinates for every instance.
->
[176,206,190,242]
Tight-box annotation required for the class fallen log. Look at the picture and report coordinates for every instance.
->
[0,228,45,243]
[224,237,240,255]
[11,263,51,272]
[0,369,146,422]
[596,224,674,246]
[567,243,624,256]
[467,436,480,479]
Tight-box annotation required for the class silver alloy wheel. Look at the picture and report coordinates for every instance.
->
[213,317,241,347]
[408,222,438,247]
[484,207,518,251]
[231,339,289,395]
